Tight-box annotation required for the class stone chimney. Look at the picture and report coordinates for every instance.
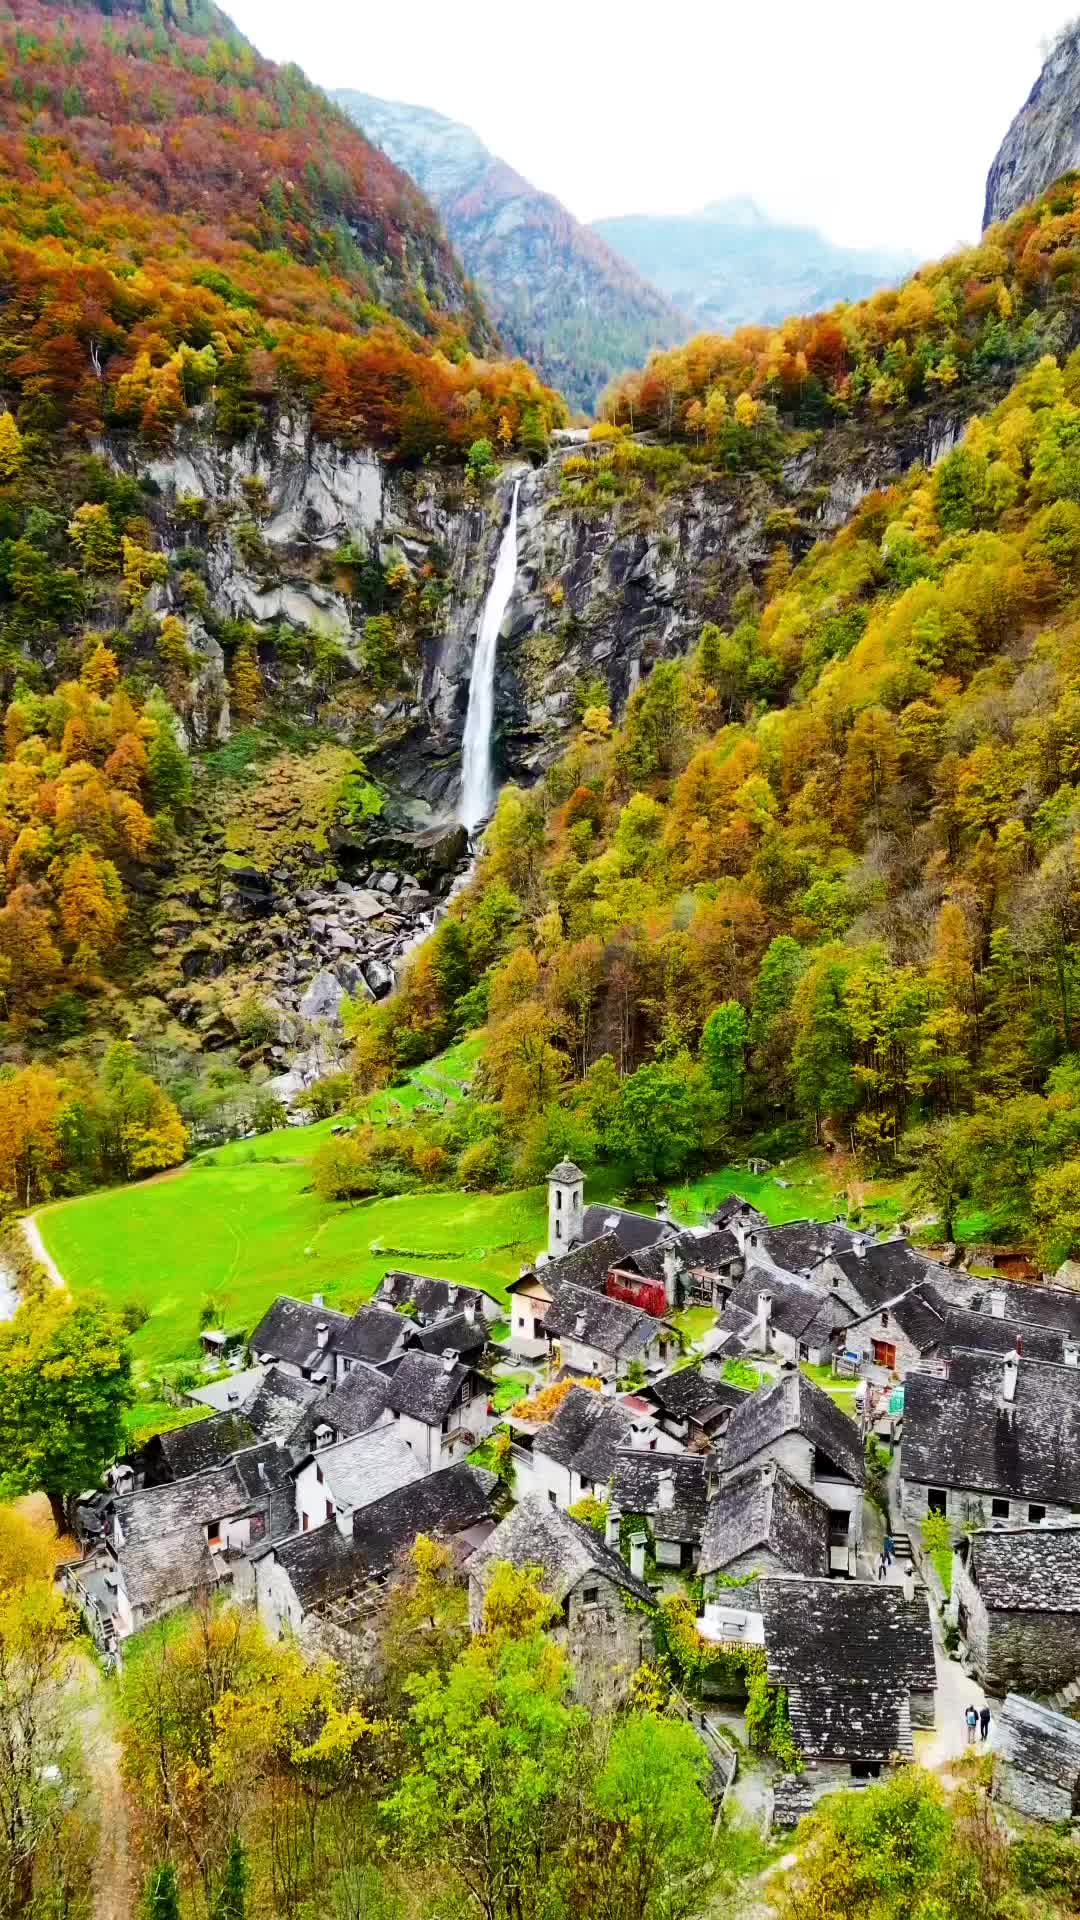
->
[1003,1353,1019,1403]
[312,1292,324,1309]
[630,1419,651,1450]
[1066,1341,1080,1369]
[902,1564,916,1603]
[628,1532,648,1580]
[447,1284,458,1307]
[316,1322,329,1348]
[663,1247,679,1308]
[605,1504,621,1549]
[464,1300,477,1327]
[575,1311,587,1338]
[601,1376,617,1397]
[988,1289,1006,1319]
[442,1348,457,1374]
[657,1469,675,1512]
[656,1197,670,1223]
[756,1290,772,1351]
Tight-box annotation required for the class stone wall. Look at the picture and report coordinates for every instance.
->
[900,1478,1078,1529]
[564,1575,650,1710]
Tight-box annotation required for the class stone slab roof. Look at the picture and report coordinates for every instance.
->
[698,1463,830,1578]
[187,1364,268,1411]
[333,1304,409,1365]
[120,1530,217,1614]
[414,1311,486,1359]
[143,1409,256,1480]
[531,1386,633,1483]
[997,1693,1080,1789]
[544,1280,662,1360]
[376,1271,488,1322]
[544,1231,623,1295]
[968,1523,1080,1611]
[645,1365,746,1427]
[350,1464,499,1578]
[900,1351,1080,1504]
[291,1364,394,1450]
[756,1221,859,1275]
[385,1350,474,1424]
[576,1204,671,1256]
[243,1366,322,1441]
[733,1269,839,1347]
[968,1280,1080,1337]
[610,1451,714,1544]
[886,1286,949,1353]
[759,1577,936,1762]
[248,1295,348,1374]
[298,1426,423,1513]
[470,1493,654,1607]
[832,1240,937,1312]
[721,1371,865,1484]
[940,1306,1063,1364]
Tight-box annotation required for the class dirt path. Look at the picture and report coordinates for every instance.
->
[20,1214,65,1289]
[69,1653,133,1920]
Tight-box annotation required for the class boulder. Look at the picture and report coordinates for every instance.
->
[362,958,395,999]
[298,969,347,1023]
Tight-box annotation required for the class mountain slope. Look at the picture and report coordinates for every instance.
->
[592,199,915,339]
[985,22,1080,228]
[0,0,564,455]
[333,90,689,413]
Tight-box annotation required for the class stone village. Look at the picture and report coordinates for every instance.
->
[60,1161,1080,1829]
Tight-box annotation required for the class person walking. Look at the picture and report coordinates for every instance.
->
[877,1551,888,1581]
[965,1704,978,1746]
[980,1704,991,1742]
[883,1532,894,1566]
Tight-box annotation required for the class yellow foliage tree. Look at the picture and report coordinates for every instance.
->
[0,410,24,480]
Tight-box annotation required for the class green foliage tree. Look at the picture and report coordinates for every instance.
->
[144,1863,181,1920]
[0,1290,133,1530]
[701,1000,748,1117]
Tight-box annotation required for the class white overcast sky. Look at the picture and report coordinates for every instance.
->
[225,0,1074,258]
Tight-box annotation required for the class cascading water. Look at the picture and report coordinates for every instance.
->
[459,479,521,832]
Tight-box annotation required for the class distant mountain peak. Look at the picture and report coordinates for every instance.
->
[334,90,689,413]
[699,195,769,227]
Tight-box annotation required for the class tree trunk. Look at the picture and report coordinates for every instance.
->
[46,1486,68,1537]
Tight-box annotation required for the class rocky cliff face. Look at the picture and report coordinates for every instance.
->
[984,25,1080,228]
[109,389,984,1076]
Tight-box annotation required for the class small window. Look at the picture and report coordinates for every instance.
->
[548,1490,557,1505]
[581,1584,600,1606]
[880,1310,889,1327]
[927,1488,947,1516]
[556,1189,562,1211]
[326,1499,334,1522]
[555,1221,562,1241]
[991,1498,1009,1519]
[1029,1503,1047,1523]
[206,1521,221,1547]
[850,1761,882,1781]
[516,1316,526,1329]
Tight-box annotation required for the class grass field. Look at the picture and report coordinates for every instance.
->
[38,1173,548,1377]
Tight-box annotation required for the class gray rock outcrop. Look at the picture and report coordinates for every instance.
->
[984,24,1080,228]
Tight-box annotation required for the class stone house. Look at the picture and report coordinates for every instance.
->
[698,1461,831,1595]
[899,1350,1080,1528]
[140,1408,258,1486]
[720,1271,839,1367]
[248,1295,349,1383]
[254,1463,498,1640]
[468,1494,654,1706]
[511,1385,674,1509]
[287,1362,394,1455]
[506,1233,622,1357]
[542,1280,675,1383]
[719,1371,865,1572]
[759,1577,937,1787]
[610,1451,715,1570]
[993,1694,1080,1822]
[967,1278,1080,1340]
[329,1303,412,1380]
[385,1349,490,1471]
[292,1424,423,1537]
[406,1305,487,1367]
[640,1366,746,1447]
[63,1443,295,1645]
[835,1285,950,1378]
[950,1522,1080,1695]
[375,1271,498,1325]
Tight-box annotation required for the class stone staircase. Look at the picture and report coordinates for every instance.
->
[1047,1674,1080,1715]
[890,1530,914,1564]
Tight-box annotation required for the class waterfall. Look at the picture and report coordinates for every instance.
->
[459,479,521,832]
